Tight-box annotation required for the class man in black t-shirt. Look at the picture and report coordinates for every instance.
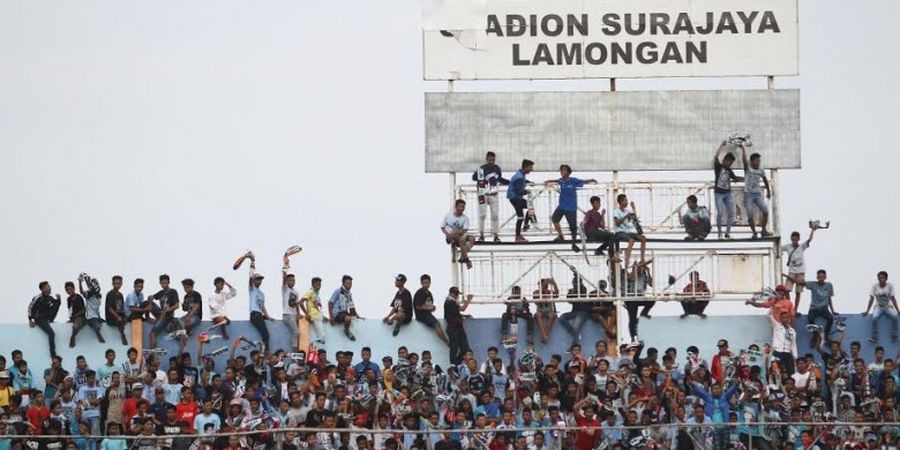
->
[180,278,202,335]
[444,287,473,366]
[382,274,413,337]
[148,274,181,348]
[65,281,87,348]
[712,140,744,239]
[158,404,191,450]
[413,274,449,344]
[105,275,129,346]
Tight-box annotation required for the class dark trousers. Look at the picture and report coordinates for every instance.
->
[626,302,654,341]
[807,307,834,338]
[250,311,270,350]
[35,320,57,356]
[681,299,709,316]
[500,312,535,345]
[447,325,469,366]
[585,229,616,256]
[772,351,795,375]
[510,198,529,235]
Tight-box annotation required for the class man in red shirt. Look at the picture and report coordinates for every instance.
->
[680,271,711,318]
[175,386,199,433]
[710,339,734,385]
[746,285,796,326]
[573,397,601,450]
[121,383,144,434]
[25,390,50,435]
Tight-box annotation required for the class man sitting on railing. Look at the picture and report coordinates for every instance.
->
[582,195,615,257]
[441,199,476,270]
[680,271,711,319]
[682,194,711,241]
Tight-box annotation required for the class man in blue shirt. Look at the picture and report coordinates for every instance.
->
[545,165,596,252]
[797,269,836,342]
[242,252,274,351]
[507,159,534,243]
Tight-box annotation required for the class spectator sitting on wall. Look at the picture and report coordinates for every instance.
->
[682,194,711,241]
[533,278,559,345]
[500,286,534,350]
[383,274,413,337]
[329,274,358,341]
[863,270,899,343]
[413,274,449,345]
[680,271,711,319]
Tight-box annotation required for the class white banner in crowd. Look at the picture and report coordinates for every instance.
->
[422,0,799,80]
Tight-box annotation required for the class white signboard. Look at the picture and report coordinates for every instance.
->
[423,0,799,80]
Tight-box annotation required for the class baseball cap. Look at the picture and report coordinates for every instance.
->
[395,274,407,283]
[131,383,143,390]
[717,339,728,348]
[0,371,9,379]
[252,273,265,279]
[382,356,393,363]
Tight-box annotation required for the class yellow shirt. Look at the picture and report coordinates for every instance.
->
[303,289,322,321]
[0,386,16,408]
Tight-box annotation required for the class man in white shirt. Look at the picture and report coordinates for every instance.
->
[781,228,816,307]
[613,193,647,270]
[863,271,899,342]
[208,277,237,339]
[442,199,476,269]
[282,249,303,351]
[770,311,798,375]
[790,358,817,393]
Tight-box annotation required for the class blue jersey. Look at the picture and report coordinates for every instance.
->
[507,170,528,200]
[556,177,585,212]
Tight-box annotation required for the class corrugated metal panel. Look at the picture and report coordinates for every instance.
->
[424,90,800,172]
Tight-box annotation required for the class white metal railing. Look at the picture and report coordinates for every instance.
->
[455,180,770,238]
[457,246,775,303]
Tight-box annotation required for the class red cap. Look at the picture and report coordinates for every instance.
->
[775,284,787,292]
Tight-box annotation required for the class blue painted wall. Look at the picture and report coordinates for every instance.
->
[5,314,896,390]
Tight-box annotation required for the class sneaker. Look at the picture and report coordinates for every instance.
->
[477,235,485,243]
[392,325,400,337]
[515,236,529,243]
[465,260,473,270]
[761,231,773,238]
[121,335,128,346]
[523,224,531,232]
[723,234,731,240]
[493,236,502,243]
[553,236,566,242]
[751,232,758,240]
[869,336,878,343]
[69,337,75,348]
[640,313,652,319]
[699,313,708,319]
[594,247,604,256]
[572,244,580,253]
[717,232,723,239]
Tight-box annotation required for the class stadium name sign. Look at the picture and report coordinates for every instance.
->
[422,0,798,80]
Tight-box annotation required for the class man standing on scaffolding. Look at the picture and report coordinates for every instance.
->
[472,151,509,243]
[507,159,534,243]
[544,164,597,253]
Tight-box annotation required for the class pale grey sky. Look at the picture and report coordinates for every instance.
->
[1,0,898,322]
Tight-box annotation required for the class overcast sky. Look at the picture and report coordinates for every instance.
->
[1,0,898,322]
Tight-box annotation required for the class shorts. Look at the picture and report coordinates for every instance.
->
[551,208,577,227]
[333,312,349,323]
[615,231,640,240]
[785,273,805,293]
[536,303,556,314]
[416,313,439,328]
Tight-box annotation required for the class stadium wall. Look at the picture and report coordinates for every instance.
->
[6,315,895,388]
